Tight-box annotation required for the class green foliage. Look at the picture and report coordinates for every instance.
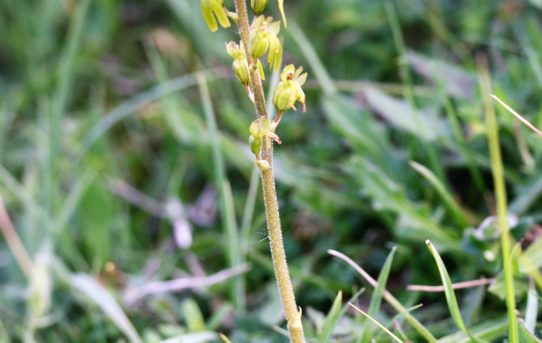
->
[1,0,542,341]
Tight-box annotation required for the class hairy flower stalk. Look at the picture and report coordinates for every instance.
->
[201,0,306,341]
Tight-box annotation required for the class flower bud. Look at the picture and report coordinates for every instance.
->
[249,135,262,156]
[248,16,282,69]
[200,0,230,32]
[226,42,251,86]
[255,159,270,170]
[250,0,268,14]
[272,82,294,113]
[250,117,281,144]
[232,59,250,86]
[249,32,269,58]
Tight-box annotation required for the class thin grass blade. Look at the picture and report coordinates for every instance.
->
[328,249,436,342]
[68,273,142,343]
[410,161,471,228]
[525,279,538,333]
[319,291,343,343]
[479,61,519,342]
[349,303,404,343]
[425,240,474,340]
[360,247,396,343]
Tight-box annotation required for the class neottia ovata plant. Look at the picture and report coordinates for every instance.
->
[200,0,307,341]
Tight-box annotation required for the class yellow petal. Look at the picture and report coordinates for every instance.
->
[201,2,218,32]
[211,2,231,29]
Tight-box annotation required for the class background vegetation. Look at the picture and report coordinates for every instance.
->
[1,0,542,341]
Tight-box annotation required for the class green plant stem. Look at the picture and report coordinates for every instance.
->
[233,1,305,341]
[478,60,519,343]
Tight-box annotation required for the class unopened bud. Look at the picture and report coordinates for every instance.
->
[226,41,250,86]
[249,32,269,58]
[232,59,250,86]
[255,160,270,170]
[249,135,262,156]
[250,0,268,14]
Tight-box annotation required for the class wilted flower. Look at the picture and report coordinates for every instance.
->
[226,41,250,86]
[251,0,268,14]
[201,0,230,32]
[249,16,282,71]
[272,64,307,115]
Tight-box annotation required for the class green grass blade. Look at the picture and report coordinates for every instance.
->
[161,332,218,343]
[479,62,519,343]
[349,303,404,343]
[349,157,459,250]
[219,333,233,343]
[319,291,343,343]
[385,2,447,185]
[425,240,474,340]
[328,249,436,342]
[525,280,538,333]
[360,246,396,343]
[240,167,259,252]
[518,319,542,343]
[81,72,217,154]
[437,317,508,343]
[0,318,10,343]
[197,73,243,312]
[47,0,90,222]
[410,161,470,228]
[491,94,542,137]
[288,22,336,96]
[67,273,142,343]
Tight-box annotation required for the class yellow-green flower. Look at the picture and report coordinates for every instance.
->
[249,16,282,71]
[272,64,307,114]
[251,0,268,14]
[249,117,281,157]
[226,41,250,86]
[201,0,230,32]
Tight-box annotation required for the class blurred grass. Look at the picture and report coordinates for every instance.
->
[0,0,542,341]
